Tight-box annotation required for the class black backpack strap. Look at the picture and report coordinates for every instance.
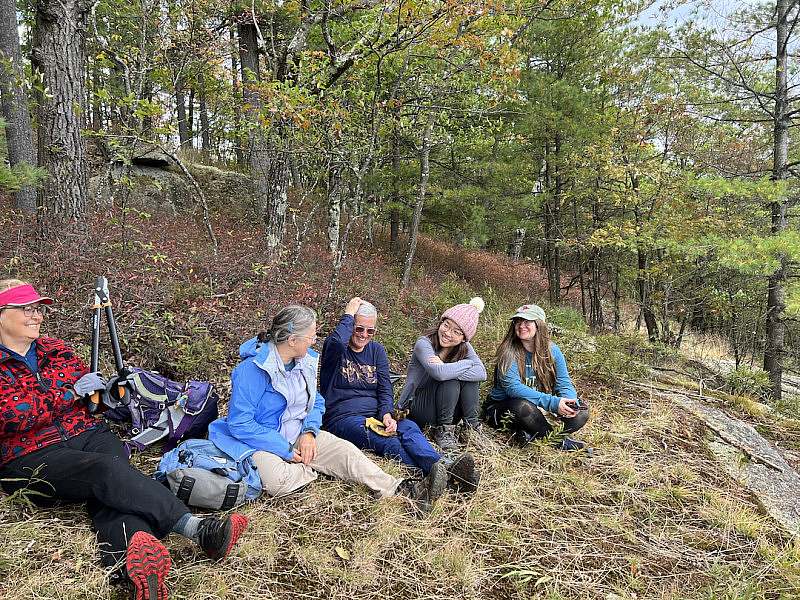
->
[221,484,241,511]
[176,474,196,504]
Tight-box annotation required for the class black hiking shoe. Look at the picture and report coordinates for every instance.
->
[397,459,447,516]
[555,437,588,452]
[196,513,249,560]
[432,424,460,453]
[446,452,479,494]
[126,531,171,600]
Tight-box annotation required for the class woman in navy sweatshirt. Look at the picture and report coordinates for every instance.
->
[320,297,478,492]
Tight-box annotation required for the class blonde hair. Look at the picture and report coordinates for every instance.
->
[495,319,556,393]
[0,279,26,293]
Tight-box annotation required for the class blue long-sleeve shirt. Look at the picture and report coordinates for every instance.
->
[488,342,576,414]
[319,314,394,428]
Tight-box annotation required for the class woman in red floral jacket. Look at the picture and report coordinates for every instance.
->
[0,279,247,600]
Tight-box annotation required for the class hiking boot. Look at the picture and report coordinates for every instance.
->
[196,513,249,560]
[555,437,588,452]
[511,429,534,448]
[459,420,485,444]
[432,424,459,452]
[126,531,171,600]
[446,452,480,494]
[397,459,447,516]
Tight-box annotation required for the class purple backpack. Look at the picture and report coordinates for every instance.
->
[104,368,219,452]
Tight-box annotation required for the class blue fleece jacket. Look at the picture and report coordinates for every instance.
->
[488,342,576,414]
[208,337,326,462]
[319,314,394,428]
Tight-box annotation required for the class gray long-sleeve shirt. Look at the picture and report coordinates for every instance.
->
[397,336,487,408]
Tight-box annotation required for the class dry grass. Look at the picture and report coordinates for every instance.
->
[2,383,797,600]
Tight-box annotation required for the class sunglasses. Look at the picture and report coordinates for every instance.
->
[354,325,376,336]
[3,305,50,316]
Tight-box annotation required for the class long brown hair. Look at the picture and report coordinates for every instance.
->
[424,318,469,363]
[495,318,555,392]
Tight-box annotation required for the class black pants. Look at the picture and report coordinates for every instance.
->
[410,380,481,427]
[484,398,589,439]
[0,423,189,568]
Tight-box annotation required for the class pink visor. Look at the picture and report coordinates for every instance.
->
[0,284,54,307]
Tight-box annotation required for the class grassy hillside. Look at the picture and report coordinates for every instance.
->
[1,206,798,599]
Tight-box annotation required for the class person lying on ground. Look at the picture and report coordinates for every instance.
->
[482,304,590,451]
[319,297,478,493]
[397,298,487,454]
[0,279,247,600]
[208,304,445,514]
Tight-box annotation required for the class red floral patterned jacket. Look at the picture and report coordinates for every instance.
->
[0,337,97,467]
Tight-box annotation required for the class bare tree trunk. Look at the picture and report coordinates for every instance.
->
[390,122,401,248]
[0,0,37,214]
[175,83,190,147]
[327,167,342,253]
[198,74,210,154]
[765,0,790,401]
[33,0,91,233]
[229,26,244,165]
[507,228,525,262]
[401,111,435,287]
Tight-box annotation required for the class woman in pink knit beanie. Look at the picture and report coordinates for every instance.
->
[397,298,487,454]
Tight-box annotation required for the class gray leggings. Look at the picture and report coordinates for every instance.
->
[410,379,481,428]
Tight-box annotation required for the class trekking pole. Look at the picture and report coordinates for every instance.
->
[95,276,129,402]
[87,276,109,414]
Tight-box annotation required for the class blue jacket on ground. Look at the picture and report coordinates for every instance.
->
[319,314,393,428]
[208,337,325,462]
[488,342,576,414]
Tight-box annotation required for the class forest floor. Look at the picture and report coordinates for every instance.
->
[0,204,799,599]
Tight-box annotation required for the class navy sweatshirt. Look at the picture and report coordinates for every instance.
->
[319,314,394,428]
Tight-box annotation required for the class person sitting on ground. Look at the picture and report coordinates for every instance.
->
[320,297,478,492]
[482,303,590,451]
[208,304,445,514]
[0,279,247,600]
[397,298,487,453]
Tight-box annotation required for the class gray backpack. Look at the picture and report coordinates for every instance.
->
[165,468,247,511]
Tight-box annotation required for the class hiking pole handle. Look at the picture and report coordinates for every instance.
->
[88,278,108,414]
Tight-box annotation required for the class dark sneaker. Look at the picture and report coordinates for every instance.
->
[432,424,459,452]
[397,460,447,516]
[511,429,534,448]
[555,437,588,452]
[446,452,479,494]
[197,513,249,560]
[126,531,171,600]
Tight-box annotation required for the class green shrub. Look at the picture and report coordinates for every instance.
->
[725,367,771,401]
[574,334,650,383]
[547,306,588,335]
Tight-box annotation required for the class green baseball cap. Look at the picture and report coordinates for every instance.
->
[511,304,546,322]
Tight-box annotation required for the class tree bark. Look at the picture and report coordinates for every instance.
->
[402,111,435,287]
[198,73,211,154]
[764,0,790,402]
[0,0,37,214]
[390,122,401,248]
[175,83,190,147]
[33,0,91,233]
[508,228,525,262]
[229,26,244,164]
[327,167,342,253]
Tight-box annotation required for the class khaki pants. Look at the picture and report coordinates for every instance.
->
[252,430,402,499]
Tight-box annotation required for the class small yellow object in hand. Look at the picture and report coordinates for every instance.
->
[365,417,397,437]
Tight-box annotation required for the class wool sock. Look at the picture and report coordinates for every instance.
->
[171,513,202,542]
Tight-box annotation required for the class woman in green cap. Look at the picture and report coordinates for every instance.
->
[483,304,589,451]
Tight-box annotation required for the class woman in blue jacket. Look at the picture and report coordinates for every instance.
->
[483,304,589,451]
[209,305,445,514]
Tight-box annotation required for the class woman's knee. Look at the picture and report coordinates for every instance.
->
[563,407,589,433]
[509,400,550,435]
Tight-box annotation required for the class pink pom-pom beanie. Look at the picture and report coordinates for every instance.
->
[441,297,485,341]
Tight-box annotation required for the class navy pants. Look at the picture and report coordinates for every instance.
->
[326,416,441,474]
[0,423,189,568]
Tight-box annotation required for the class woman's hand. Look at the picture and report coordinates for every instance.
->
[345,297,363,316]
[428,355,444,365]
[295,432,317,465]
[382,412,397,433]
[557,398,578,418]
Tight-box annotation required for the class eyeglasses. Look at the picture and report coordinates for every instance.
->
[3,305,49,317]
[354,325,376,336]
[439,319,464,338]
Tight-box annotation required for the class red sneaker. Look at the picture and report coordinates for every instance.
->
[197,513,248,560]
[126,531,171,600]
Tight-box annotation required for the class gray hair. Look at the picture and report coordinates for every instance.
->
[355,301,377,319]
[258,305,317,345]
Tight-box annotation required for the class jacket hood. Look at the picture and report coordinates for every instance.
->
[239,336,262,359]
